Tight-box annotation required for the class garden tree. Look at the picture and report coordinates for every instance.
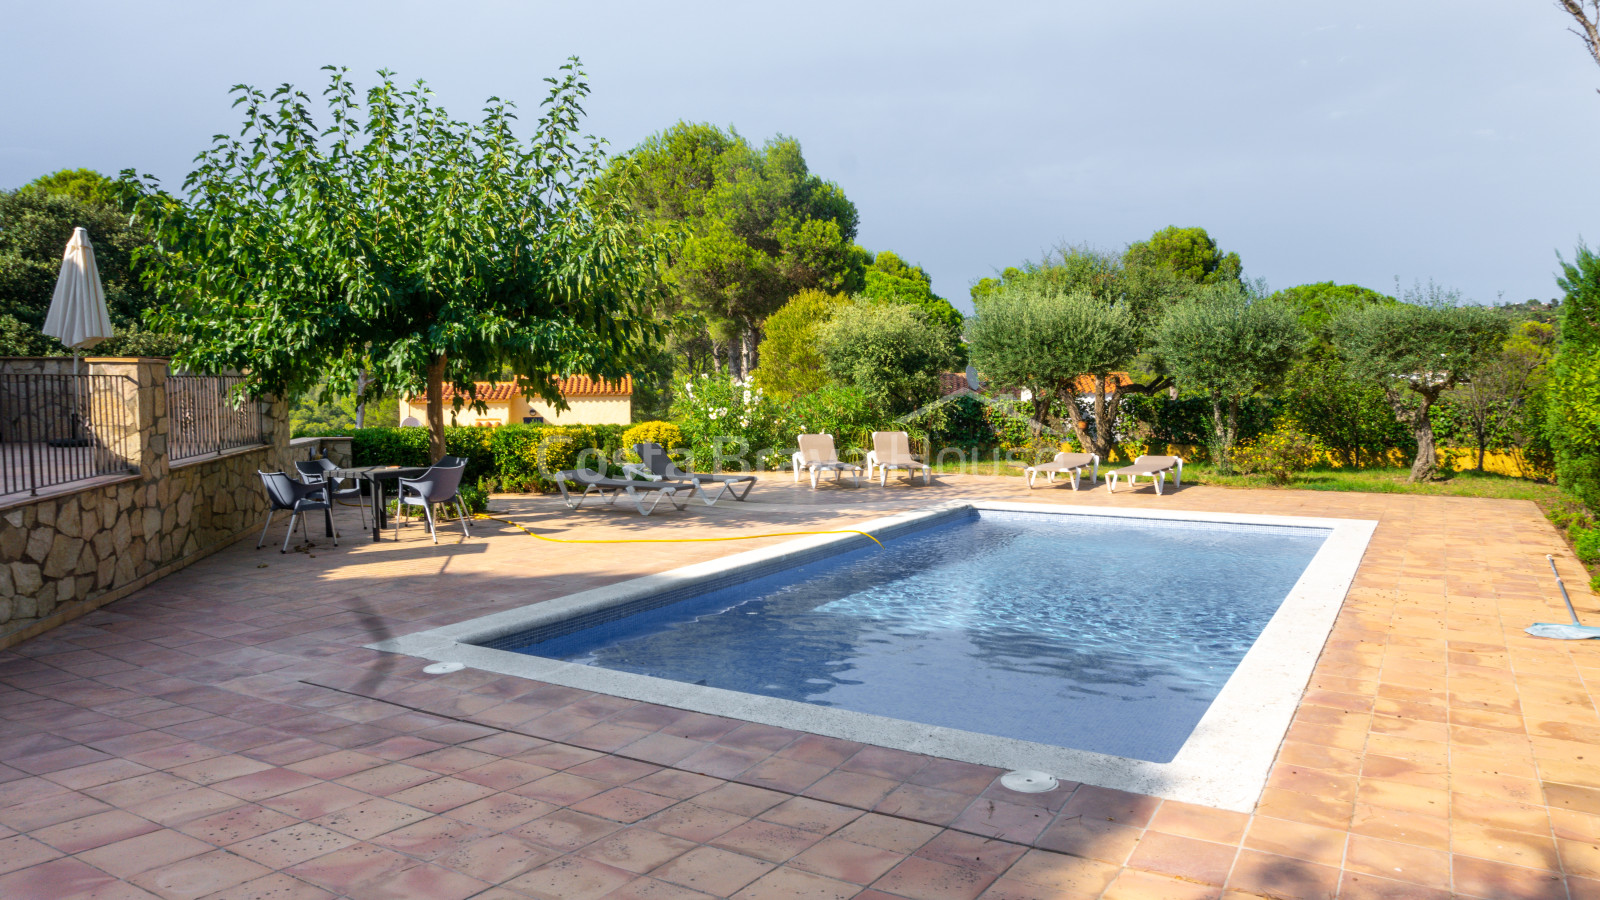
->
[126,62,669,462]
[978,245,1189,332]
[1269,281,1394,336]
[1280,344,1412,468]
[25,169,128,209]
[1547,243,1600,508]
[607,122,861,381]
[1557,1,1600,91]
[1330,285,1509,482]
[969,267,1022,304]
[1156,286,1305,472]
[1448,320,1555,472]
[751,288,847,397]
[816,301,958,416]
[858,250,963,346]
[0,182,179,356]
[966,284,1170,459]
[1123,226,1243,286]
[1266,281,1401,466]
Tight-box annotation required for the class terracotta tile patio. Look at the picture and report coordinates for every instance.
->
[1,473,1597,899]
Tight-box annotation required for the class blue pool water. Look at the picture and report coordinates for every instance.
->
[508,510,1328,762]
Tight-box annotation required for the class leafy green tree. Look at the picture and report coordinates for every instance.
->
[1156,287,1305,472]
[979,245,1188,333]
[752,289,847,397]
[610,122,861,380]
[967,285,1163,459]
[25,169,127,208]
[291,388,399,435]
[817,301,957,416]
[969,267,1022,305]
[1124,226,1243,286]
[859,250,963,347]
[126,62,667,461]
[1269,282,1394,336]
[1330,285,1509,482]
[1279,344,1412,468]
[1447,320,1555,471]
[0,186,165,354]
[1548,242,1600,507]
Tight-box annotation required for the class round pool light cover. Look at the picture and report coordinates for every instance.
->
[1001,770,1059,793]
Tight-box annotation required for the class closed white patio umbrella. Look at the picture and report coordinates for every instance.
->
[43,227,115,446]
[44,227,115,368]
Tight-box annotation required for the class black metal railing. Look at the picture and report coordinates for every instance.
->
[166,375,268,463]
[0,373,137,497]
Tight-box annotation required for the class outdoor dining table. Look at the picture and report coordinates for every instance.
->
[331,465,428,541]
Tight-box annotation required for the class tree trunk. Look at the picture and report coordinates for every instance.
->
[1410,414,1439,482]
[1210,396,1240,474]
[426,353,447,463]
[1061,382,1115,461]
[355,369,369,429]
[738,326,754,382]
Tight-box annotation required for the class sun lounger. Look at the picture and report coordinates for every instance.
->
[868,431,932,486]
[1104,455,1183,495]
[554,468,688,516]
[627,442,757,505]
[791,434,862,488]
[1025,452,1100,489]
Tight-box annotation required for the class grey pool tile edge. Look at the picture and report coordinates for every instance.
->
[370,501,1377,813]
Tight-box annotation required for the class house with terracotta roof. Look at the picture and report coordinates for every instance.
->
[396,376,633,427]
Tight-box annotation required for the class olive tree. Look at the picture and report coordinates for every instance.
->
[1330,287,1508,482]
[966,286,1161,460]
[125,62,667,461]
[1157,287,1305,472]
[816,301,957,416]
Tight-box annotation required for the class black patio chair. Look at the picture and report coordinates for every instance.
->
[257,471,338,553]
[295,458,367,529]
[394,461,472,543]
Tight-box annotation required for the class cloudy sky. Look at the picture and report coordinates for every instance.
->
[3,1,1596,311]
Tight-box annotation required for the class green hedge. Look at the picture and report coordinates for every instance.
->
[296,424,631,491]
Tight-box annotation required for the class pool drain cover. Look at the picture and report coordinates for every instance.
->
[423,662,465,675]
[1001,770,1059,793]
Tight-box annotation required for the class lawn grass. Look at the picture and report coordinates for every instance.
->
[1181,464,1566,502]
[928,457,1562,502]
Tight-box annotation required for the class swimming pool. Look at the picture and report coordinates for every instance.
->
[503,510,1326,763]
[375,501,1376,810]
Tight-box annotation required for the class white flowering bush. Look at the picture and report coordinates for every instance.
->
[671,374,890,470]
[671,375,784,471]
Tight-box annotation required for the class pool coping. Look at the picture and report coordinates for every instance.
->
[370,500,1377,812]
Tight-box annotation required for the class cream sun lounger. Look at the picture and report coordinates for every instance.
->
[867,431,932,486]
[1024,452,1100,490]
[555,468,689,516]
[791,434,862,488]
[1104,455,1184,495]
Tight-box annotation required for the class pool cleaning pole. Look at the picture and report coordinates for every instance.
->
[1549,554,1582,624]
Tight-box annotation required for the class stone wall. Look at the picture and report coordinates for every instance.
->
[0,358,297,648]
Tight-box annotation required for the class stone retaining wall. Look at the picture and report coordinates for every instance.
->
[0,358,297,648]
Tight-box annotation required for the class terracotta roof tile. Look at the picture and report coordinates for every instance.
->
[554,375,632,397]
[1070,372,1133,394]
[432,375,632,403]
[939,372,972,396]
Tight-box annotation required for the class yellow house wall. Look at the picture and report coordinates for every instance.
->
[528,397,631,426]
